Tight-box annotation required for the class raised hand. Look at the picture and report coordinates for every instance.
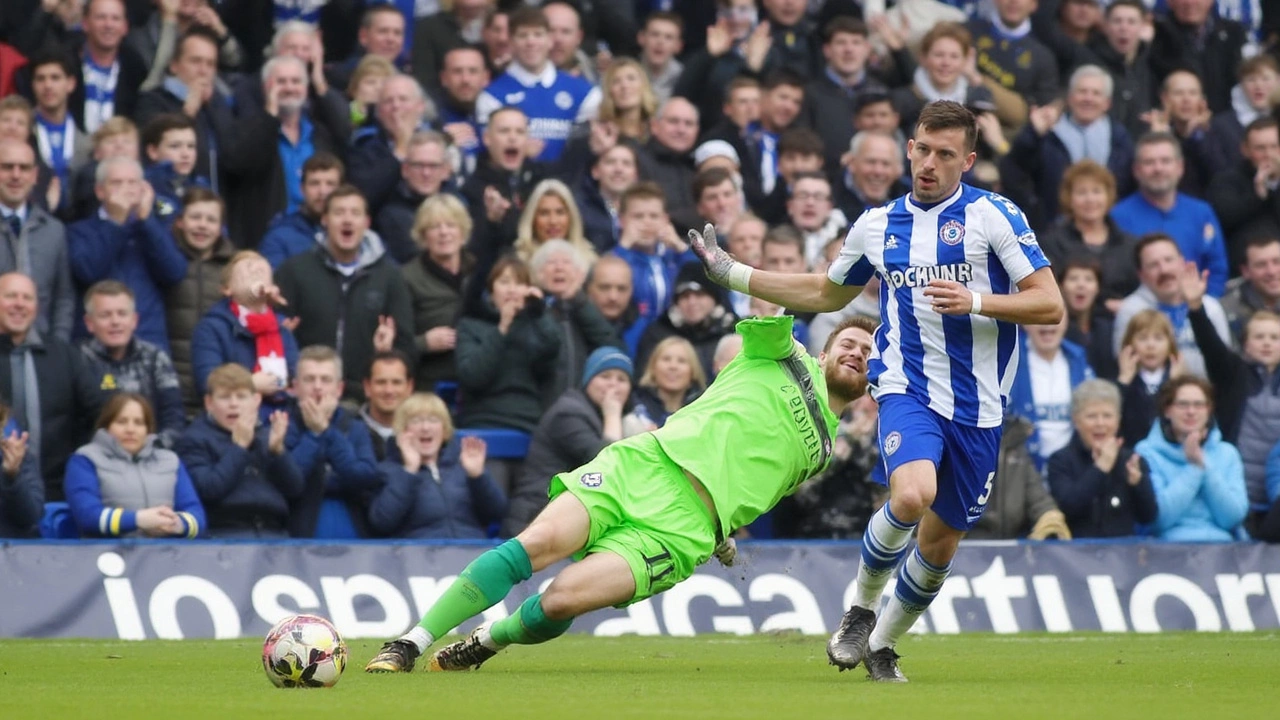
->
[1,430,28,476]
[1125,453,1144,486]
[1028,103,1062,137]
[459,436,487,478]
[267,411,289,455]
[45,175,61,212]
[1178,260,1208,310]
[136,181,155,220]
[705,19,733,57]
[1181,430,1204,467]
[483,186,512,223]
[373,315,396,352]
[231,411,256,448]
[688,222,738,288]
[1117,344,1138,384]
[1092,435,1121,473]
[744,21,773,72]
[587,120,619,156]
[397,433,422,474]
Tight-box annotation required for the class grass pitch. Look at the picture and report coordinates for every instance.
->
[1,633,1273,720]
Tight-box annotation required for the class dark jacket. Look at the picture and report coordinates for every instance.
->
[78,337,185,447]
[259,211,322,270]
[1005,118,1135,223]
[1150,14,1247,114]
[367,440,507,539]
[458,155,546,233]
[834,174,909,228]
[284,404,381,538]
[66,214,189,351]
[1208,160,1280,268]
[410,11,470,91]
[1119,362,1173,448]
[503,387,609,537]
[402,251,471,390]
[967,418,1063,540]
[1047,431,1159,538]
[578,175,619,255]
[636,304,738,382]
[808,74,890,175]
[544,292,625,404]
[0,331,105,501]
[349,120,430,215]
[635,137,698,229]
[145,161,209,226]
[1083,35,1156,139]
[629,384,701,429]
[968,18,1061,106]
[189,298,299,405]
[166,233,236,415]
[175,413,306,534]
[1065,308,1118,382]
[672,48,762,132]
[373,181,444,264]
[275,238,417,404]
[0,417,43,538]
[1038,217,1140,303]
[66,42,148,131]
[455,295,561,433]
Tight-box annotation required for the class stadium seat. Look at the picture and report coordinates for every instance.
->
[39,502,78,539]
[313,499,361,539]
[434,381,459,414]
[456,428,531,459]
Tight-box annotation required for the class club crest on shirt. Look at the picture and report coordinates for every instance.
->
[555,91,574,110]
[580,472,604,488]
[884,431,902,456]
[939,220,965,246]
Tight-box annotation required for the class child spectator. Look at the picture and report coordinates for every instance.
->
[175,364,303,538]
[610,182,697,329]
[64,393,205,538]
[1060,258,1118,381]
[1117,309,1182,447]
[141,113,206,225]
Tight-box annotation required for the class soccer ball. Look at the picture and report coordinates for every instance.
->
[261,614,348,688]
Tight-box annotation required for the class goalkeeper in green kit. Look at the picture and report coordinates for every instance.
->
[365,307,875,673]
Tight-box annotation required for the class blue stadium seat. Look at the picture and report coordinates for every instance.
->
[434,381,459,414]
[314,499,360,539]
[40,502,78,539]
[456,428,531,459]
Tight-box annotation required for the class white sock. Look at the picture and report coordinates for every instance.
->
[476,622,501,651]
[853,505,917,610]
[868,547,951,652]
[400,626,433,654]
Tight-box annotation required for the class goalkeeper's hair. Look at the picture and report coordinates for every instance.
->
[822,315,878,354]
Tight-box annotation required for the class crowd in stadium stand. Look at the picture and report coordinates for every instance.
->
[0,0,1278,543]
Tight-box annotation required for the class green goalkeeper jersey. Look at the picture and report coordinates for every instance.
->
[652,316,839,536]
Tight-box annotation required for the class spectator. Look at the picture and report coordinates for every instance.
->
[852,91,908,173]
[455,255,560,433]
[1006,65,1136,223]
[474,6,600,163]
[1039,160,1140,308]
[481,7,512,74]
[0,139,75,341]
[359,350,414,462]
[804,18,887,174]
[624,335,705,433]
[692,166,746,240]
[610,182,696,330]
[890,23,1001,139]
[403,194,471,392]
[459,107,544,250]
[127,0,244,80]
[1145,70,1227,198]
[78,280,183,447]
[503,345,631,536]
[544,1,597,84]
[325,4,407,93]
[512,179,597,265]
[636,261,737,380]
[346,55,395,129]
[433,46,489,179]
[64,0,149,134]
[29,51,92,208]
[638,12,684,104]
[0,401,42,538]
[787,172,846,269]
[966,416,1071,540]
[1046,378,1159,537]
[834,131,908,226]
[1085,0,1156,139]
[672,0,772,130]
[733,70,806,216]
[1136,375,1249,541]
[68,156,188,351]
[1209,117,1280,266]
[761,224,808,278]
[70,116,139,221]
[530,240,622,402]
[1150,0,1248,115]
[64,392,204,538]
[0,272,103,501]
[1208,54,1280,163]
[712,332,744,376]
[1116,308,1182,448]
[284,344,380,538]
[374,130,455,264]
[1009,313,1096,469]
[140,112,204,224]
[260,152,343,270]
[166,187,234,415]
[580,143,640,254]
[1111,133,1229,296]
[1060,257,1118,380]
[411,0,492,91]
[586,255,644,356]
[969,0,1060,124]
[190,250,298,414]
[175,363,302,538]
[592,57,657,147]
[368,393,506,539]
[1182,262,1280,516]
[636,97,700,227]
[1220,236,1280,345]
[760,0,821,78]
[710,77,761,147]
[275,185,415,404]
[1113,233,1231,379]
[348,74,435,216]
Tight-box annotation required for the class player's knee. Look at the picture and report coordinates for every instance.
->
[538,584,580,621]
[890,486,935,521]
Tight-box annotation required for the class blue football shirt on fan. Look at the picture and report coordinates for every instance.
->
[475,62,601,163]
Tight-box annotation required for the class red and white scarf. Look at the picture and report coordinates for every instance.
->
[231,301,288,385]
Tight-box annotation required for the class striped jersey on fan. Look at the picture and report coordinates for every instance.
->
[827,183,1050,428]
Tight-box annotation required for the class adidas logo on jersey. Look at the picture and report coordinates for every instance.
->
[885,263,974,289]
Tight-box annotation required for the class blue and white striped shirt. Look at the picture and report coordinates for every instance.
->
[827,183,1050,428]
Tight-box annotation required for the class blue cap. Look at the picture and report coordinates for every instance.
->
[581,347,633,387]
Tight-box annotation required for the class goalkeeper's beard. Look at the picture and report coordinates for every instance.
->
[824,362,868,407]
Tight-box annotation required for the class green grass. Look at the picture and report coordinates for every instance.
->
[1,633,1274,720]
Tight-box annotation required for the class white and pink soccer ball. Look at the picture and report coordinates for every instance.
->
[261,614,348,688]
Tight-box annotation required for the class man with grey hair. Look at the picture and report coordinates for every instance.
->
[834,131,907,223]
[1004,64,1135,222]
[68,155,187,350]
[350,74,437,215]
[375,130,457,263]
[531,239,624,402]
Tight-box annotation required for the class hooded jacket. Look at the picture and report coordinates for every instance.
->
[1135,421,1249,542]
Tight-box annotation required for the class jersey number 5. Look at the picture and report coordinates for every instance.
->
[976,472,994,506]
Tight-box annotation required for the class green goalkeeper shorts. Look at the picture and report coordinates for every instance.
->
[548,433,718,607]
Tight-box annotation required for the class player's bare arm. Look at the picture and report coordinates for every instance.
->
[923,266,1064,325]
[688,222,862,313]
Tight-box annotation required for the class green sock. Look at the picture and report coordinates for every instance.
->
[488,593,574,647]
[417,539,533,638]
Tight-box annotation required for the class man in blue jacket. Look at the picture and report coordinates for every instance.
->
[67,156,188,351]
[608,182,696,331]
[260,152,343,270]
